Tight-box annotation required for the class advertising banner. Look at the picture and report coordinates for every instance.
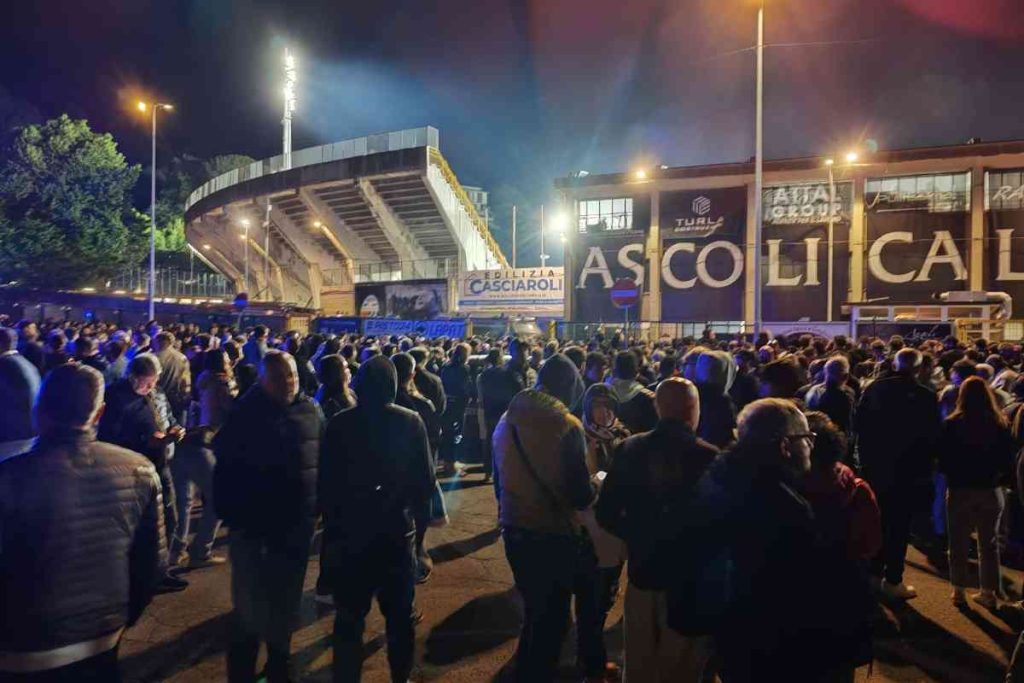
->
[570,233,647,322]
[458,267,564,315]
[659,187,747,321]
[355,279,449,320]
[864,173,970,302]
[762,182,852,321]
[984,170,1024,311]
[363,318,466,339]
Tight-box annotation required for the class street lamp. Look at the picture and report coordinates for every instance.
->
[752,0,765,338]
[240,219,250,293]
[822,150,860,322]
[138,100,174,321]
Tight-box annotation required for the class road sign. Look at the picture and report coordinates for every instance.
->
[610,278,640,309]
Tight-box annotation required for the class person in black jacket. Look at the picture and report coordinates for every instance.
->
[214,351,323,683]
[596,377,719,682]
[319,356,435,683]
[0,326,40,461]
[805,356,856,440]
[695,350,737,449]
[681,398,835,682]
[607,350,658,434]
[393,352,443,583]
[410,346,446,422]
[438,344,472,475]
[855,348,942,601]
[100,354,188,593]
[0,364,166,681]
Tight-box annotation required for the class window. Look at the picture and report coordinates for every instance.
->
[577,197,634,233]
[865,172,970,213]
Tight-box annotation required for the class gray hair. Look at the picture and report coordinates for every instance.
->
[35,364,104,429]
[737,398,806,445]
[128,353,162,378]
[894,348,922,372]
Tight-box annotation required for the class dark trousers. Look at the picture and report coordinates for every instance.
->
[329,535,417,683]
[503,527,579,683]
[227,525,313,683]
[0,646,119,683]
[572,551,621,677]
[157,464,177,554]
[871,487,913,585]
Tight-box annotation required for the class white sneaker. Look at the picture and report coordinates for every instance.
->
[880,580,917,600]
[314,592,334,607]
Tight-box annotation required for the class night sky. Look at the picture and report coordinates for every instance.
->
[1,0,1023,264]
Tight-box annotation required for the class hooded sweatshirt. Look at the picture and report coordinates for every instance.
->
[607,376,657,434]
[695,350,738,449]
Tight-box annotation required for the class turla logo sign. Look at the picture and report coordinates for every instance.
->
[670,194,725,238]
[660,187,747,321]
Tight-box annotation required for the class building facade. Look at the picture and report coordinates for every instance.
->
[555,140,1024,332]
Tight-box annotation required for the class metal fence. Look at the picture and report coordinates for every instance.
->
[558,320,749,342]
[106,267,234,299]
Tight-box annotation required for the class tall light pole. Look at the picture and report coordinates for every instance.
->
[824,150,858,322]
[137,100,173,322]
[540,204,548,267]
[283,48,297,170]
[511,204,517,269]
[752,0,765,337]
[241,219,250,293]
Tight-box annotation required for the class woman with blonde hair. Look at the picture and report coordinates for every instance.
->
[939,375,1015,609]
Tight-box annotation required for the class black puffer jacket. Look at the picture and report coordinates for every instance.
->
[0,430,167,651]
[213,386,323,537]
[99,380,174,469]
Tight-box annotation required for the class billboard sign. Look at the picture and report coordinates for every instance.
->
[659,187,747,321]
[355,279,449,319]
[985,170,1024,309]
[570,233,646,321]
[458,267,563,315]
[864,172,970,302]
[363,318,466,339]
[762,181,852,320]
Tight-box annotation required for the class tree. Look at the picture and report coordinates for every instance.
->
[149,153,256,254]
[0,115,147,287]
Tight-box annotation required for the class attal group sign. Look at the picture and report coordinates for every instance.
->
[458,267,564,315]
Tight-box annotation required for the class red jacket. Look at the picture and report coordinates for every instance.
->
[801,462,882,562]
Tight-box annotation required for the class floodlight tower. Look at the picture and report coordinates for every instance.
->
[283,48,297,170]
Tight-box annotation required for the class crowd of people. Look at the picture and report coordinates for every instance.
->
[3,317,1024,681]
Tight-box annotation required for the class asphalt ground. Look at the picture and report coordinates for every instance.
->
[120,468,1023,682]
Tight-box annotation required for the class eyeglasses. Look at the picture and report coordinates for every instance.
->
[784,432,817,445]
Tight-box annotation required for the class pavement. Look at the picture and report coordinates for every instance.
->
[121,468,1023,682]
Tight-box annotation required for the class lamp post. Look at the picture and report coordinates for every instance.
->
[752,0,765,338]
[137,101,173,322]
[823,151,858,322]
[240,219,251,293]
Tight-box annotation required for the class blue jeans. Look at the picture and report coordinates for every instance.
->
[503,527,580,683]
[170,445,221,563]
[227,525,313,683]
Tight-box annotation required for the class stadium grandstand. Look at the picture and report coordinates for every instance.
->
[183,127,507,314]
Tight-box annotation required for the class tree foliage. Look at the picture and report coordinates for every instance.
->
[150,153,256,253]
[0,115,147,287]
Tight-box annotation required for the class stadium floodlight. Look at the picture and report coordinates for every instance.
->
[283,48,297,170]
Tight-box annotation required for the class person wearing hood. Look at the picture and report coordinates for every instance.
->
[392,352,444,583]
[319,356,435,683]
[607,350,657,434]
[694,350,737,449]
[493,352,594,682]
[574,383,630,682]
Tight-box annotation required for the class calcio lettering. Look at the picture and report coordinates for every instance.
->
[577,229,1024,291]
